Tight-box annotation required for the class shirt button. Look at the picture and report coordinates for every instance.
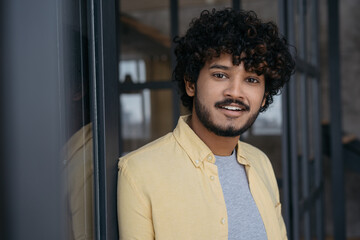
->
[195,159,200,164]
[221,218,226,224]
[210,176,215,180]
[207,155,213,161]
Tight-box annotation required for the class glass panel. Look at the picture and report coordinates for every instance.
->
[121,89,174,155]
[62,0,95,239]
[119,59,147,83]
[120,0,172,82]
[121,92,151,139]
[252,94,283,135]
[119,0,174,156]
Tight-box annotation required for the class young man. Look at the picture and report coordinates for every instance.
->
[117,8,295,240]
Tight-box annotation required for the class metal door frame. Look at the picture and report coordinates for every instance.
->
[280,0,325,239]
[87,0,120,239]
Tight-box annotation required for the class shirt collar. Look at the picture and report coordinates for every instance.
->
[173,115,214,167]
[173,115,251,167]
[236,143,251,166]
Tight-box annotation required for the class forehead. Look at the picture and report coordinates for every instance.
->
[200,53,266,80]
[203,53,265,78]
[206,53,233,65]
[204,51,249,66]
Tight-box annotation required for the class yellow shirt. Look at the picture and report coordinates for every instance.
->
[117,116,287,240]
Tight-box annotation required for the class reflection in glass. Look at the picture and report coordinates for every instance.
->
[63,85,94,240]
[62,8,94,238]
[63,78,94,239]
[63,124,94,240]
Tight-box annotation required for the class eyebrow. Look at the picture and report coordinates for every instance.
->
[209,64,231,70]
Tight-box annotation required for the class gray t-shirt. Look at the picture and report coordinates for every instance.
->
[215,150,267,240]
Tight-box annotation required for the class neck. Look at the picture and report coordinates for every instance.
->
[188,115,239,156]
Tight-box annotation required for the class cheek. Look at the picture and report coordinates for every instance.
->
[203,81,226,97]
[249,89,266,107]
[198,85,222,104]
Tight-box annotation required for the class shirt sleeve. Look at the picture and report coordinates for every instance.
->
[264,156,288,240]
[276,203,287,240]
[117,160,154,240]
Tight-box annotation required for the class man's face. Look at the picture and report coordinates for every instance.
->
[186,53,266,137]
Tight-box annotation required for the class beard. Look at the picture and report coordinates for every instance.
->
[194,94,260,137]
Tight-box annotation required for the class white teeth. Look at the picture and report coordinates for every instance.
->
[222,106,242,111]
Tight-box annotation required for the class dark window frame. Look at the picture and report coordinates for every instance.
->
[87,0,120,239]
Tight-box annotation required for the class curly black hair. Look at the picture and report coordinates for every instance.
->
[173,8,295,112]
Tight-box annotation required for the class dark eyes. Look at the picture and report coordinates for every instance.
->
[213,73,227,79]
[212,73,261,83]
[246,77,260,83]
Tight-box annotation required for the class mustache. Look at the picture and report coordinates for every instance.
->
[214,99,250,111]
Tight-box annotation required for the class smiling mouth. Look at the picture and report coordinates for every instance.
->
[215,99,250,112]
[220,105,244,111]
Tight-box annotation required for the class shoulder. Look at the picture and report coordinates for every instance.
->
[118,132,174,171]
[117,132,178,198]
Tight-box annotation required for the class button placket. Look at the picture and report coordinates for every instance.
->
[206,158,216,181]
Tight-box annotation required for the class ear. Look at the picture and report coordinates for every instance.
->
[261,93,267,107]
[185,80,195,97]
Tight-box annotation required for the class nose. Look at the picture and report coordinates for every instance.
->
[223,78,245,99]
